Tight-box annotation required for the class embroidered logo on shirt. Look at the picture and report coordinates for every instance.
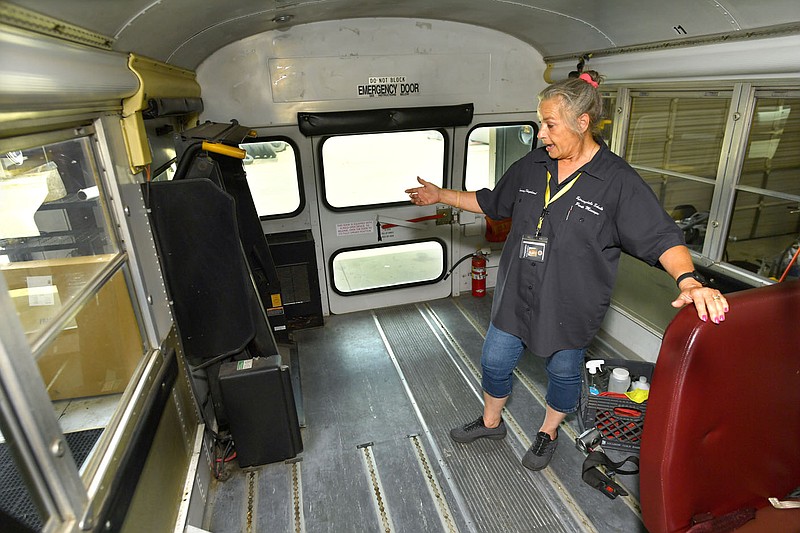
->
[574,195,604,216]
[518,188,538,195]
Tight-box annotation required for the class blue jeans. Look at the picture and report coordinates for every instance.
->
[481,323,585,413]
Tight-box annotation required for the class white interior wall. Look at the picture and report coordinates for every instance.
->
[195,17,547,318]
[196,18,546,126]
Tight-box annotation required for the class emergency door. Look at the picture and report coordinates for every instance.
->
[313,129,456,315]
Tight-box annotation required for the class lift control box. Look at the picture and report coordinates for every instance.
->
[218,357,303,467]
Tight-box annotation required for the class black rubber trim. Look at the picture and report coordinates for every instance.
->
[328,237,448,296]
[298,103,474,136]
[96,348,178,533]
[143,97,204,119]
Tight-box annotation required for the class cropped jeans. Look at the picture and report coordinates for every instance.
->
[480,323,585,413]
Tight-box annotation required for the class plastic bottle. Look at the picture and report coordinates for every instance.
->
[586,359,605,395]
[597,364,609,392]
[607,367,631,393]
[630,376,650,391]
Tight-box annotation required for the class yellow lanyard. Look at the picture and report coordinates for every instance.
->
[536,170,581,235]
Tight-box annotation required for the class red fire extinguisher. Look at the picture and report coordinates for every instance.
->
[471,252,487,297]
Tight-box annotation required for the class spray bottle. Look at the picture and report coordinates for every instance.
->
[586,359,606,395]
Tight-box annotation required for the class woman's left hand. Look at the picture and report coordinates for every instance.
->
[671,286,729,324]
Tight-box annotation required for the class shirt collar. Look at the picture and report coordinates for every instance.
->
[534,138,611,181]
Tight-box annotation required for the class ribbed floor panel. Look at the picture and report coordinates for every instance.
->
[207,294,645,532]
[374,305,581,533]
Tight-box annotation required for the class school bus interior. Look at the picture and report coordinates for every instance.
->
[1,1,799,532]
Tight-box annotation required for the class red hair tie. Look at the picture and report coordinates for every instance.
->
[579,73,598,88]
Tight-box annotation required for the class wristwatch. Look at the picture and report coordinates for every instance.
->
[676,270,707,288]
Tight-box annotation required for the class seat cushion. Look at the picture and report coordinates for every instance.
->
[640,280,800,533]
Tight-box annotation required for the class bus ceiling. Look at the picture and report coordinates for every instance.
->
[2,0,800,70]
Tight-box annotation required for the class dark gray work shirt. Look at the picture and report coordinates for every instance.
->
[476,143,684,357]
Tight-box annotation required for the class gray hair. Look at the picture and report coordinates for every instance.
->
[538,70,604,137]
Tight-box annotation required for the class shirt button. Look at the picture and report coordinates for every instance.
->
[528,285,533,290]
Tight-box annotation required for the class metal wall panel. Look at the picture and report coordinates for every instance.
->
[0,26,136,116]
[546,34,800,83]
[196,18,544,126]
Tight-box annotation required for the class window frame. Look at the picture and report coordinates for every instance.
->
[0,121,154,530]
[610,82,800,287]
[622,87,737,262]
[240,135,305,220]
[461,121,538,191]
[328,237,448,296]
[718,86,800,278]
[0,126,131,354]
[318,129,450,212]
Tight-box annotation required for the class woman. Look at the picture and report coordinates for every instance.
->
[405,71,728,470]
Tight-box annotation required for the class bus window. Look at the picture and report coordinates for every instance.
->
[240,140,302,217]
[611,94,731,332]
[0,131,147,500]
[35,268,143,403]
[599,94,616,147]
[725,96,800,280]
[331,240,445,293]
[321,131,445,208]
[1,136,120,341]
[465,124,535,191]
[626,94,730,250]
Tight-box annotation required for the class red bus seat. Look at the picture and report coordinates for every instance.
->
[640,280,800,533]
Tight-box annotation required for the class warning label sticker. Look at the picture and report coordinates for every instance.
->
[357,75,420,98]
[336,221,375,236]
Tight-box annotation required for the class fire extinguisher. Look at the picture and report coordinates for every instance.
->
[444,250,490,297]
[471,252,487,297]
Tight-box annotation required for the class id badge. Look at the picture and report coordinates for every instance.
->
[519,234,547,262]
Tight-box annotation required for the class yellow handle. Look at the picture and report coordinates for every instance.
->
[201,141,246,159]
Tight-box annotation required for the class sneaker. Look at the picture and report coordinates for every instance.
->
[450,416,507,443]
[522,430,559,471]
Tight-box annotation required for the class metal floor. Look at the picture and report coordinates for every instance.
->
[204,293,646,533]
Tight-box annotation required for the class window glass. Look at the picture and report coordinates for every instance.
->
[0,267,144,527]
[625,94,730,254]
[0,130,147,484]
[598,95,616,147]
[639,169,716,210]
[240,140,301,217]
[36,268,143,403]
[1,130,148,529]
[613,93,731,332]
[1,136,119,343]
[637,169,715,252]
[332,240,445,293]
[322,131,445,208]
[465,124,535,191]
[739,98,799,196]
[725,190,799,279]
[724,97,800,280]
[627,96,729,177]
